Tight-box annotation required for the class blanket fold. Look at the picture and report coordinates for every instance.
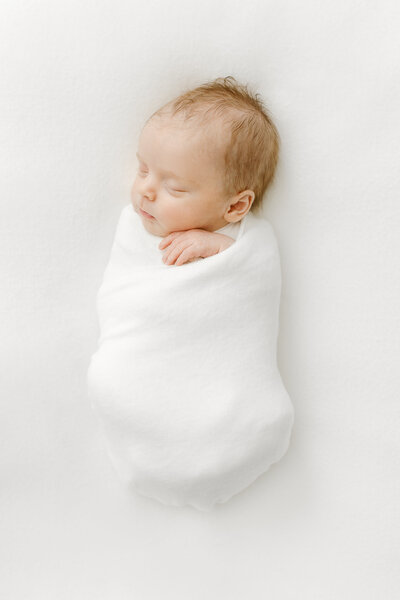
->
[87,204,294,511]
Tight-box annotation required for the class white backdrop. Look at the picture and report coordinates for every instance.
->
[1,1,399,598]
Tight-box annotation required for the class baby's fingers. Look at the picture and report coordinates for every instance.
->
[163,242,194,265]
[158,231,184,249]
[174,246,198,266]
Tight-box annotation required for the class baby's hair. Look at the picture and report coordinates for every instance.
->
[148,76,280,214]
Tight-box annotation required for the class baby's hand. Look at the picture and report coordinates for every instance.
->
[158,229,234,266]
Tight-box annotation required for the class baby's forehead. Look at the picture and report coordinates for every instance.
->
[151,110,228,141]
[151,117,228,171]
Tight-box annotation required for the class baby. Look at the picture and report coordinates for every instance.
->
[130,75,280,265]
[88,77,293,510]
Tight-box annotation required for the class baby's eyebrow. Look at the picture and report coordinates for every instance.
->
[136,152,194,184]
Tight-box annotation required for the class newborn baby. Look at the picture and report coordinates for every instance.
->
[87,76,294,511]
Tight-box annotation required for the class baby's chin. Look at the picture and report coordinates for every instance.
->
[139,213,167,238]
[135,207,192,238]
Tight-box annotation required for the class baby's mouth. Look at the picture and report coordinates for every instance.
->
[139,207,155,220]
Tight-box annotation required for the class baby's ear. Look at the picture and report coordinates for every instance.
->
[226,190,255,220]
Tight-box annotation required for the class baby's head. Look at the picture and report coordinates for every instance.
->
[131,76,280,238]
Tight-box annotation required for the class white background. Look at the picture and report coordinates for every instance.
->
[1,1,399,598]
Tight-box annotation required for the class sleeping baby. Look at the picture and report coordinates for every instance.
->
[87,76,294,511]
[130,75,278,265]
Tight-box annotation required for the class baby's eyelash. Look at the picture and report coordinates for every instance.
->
[137,169,186,193]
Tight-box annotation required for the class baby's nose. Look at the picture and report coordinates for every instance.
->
[143,190,156,202]
[140,180,157,200]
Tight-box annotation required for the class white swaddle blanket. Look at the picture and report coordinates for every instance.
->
[87,204,294,511]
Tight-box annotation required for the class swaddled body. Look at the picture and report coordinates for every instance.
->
[87,76,295,510]
[87,204,294,511]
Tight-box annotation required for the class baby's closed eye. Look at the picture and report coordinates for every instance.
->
[167,186,186,194]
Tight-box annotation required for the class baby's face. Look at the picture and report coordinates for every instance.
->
[131,114,231,238]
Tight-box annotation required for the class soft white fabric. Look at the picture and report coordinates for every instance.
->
[87,204,295,511]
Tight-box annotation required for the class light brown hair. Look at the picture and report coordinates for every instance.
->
[148,75,280,214]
